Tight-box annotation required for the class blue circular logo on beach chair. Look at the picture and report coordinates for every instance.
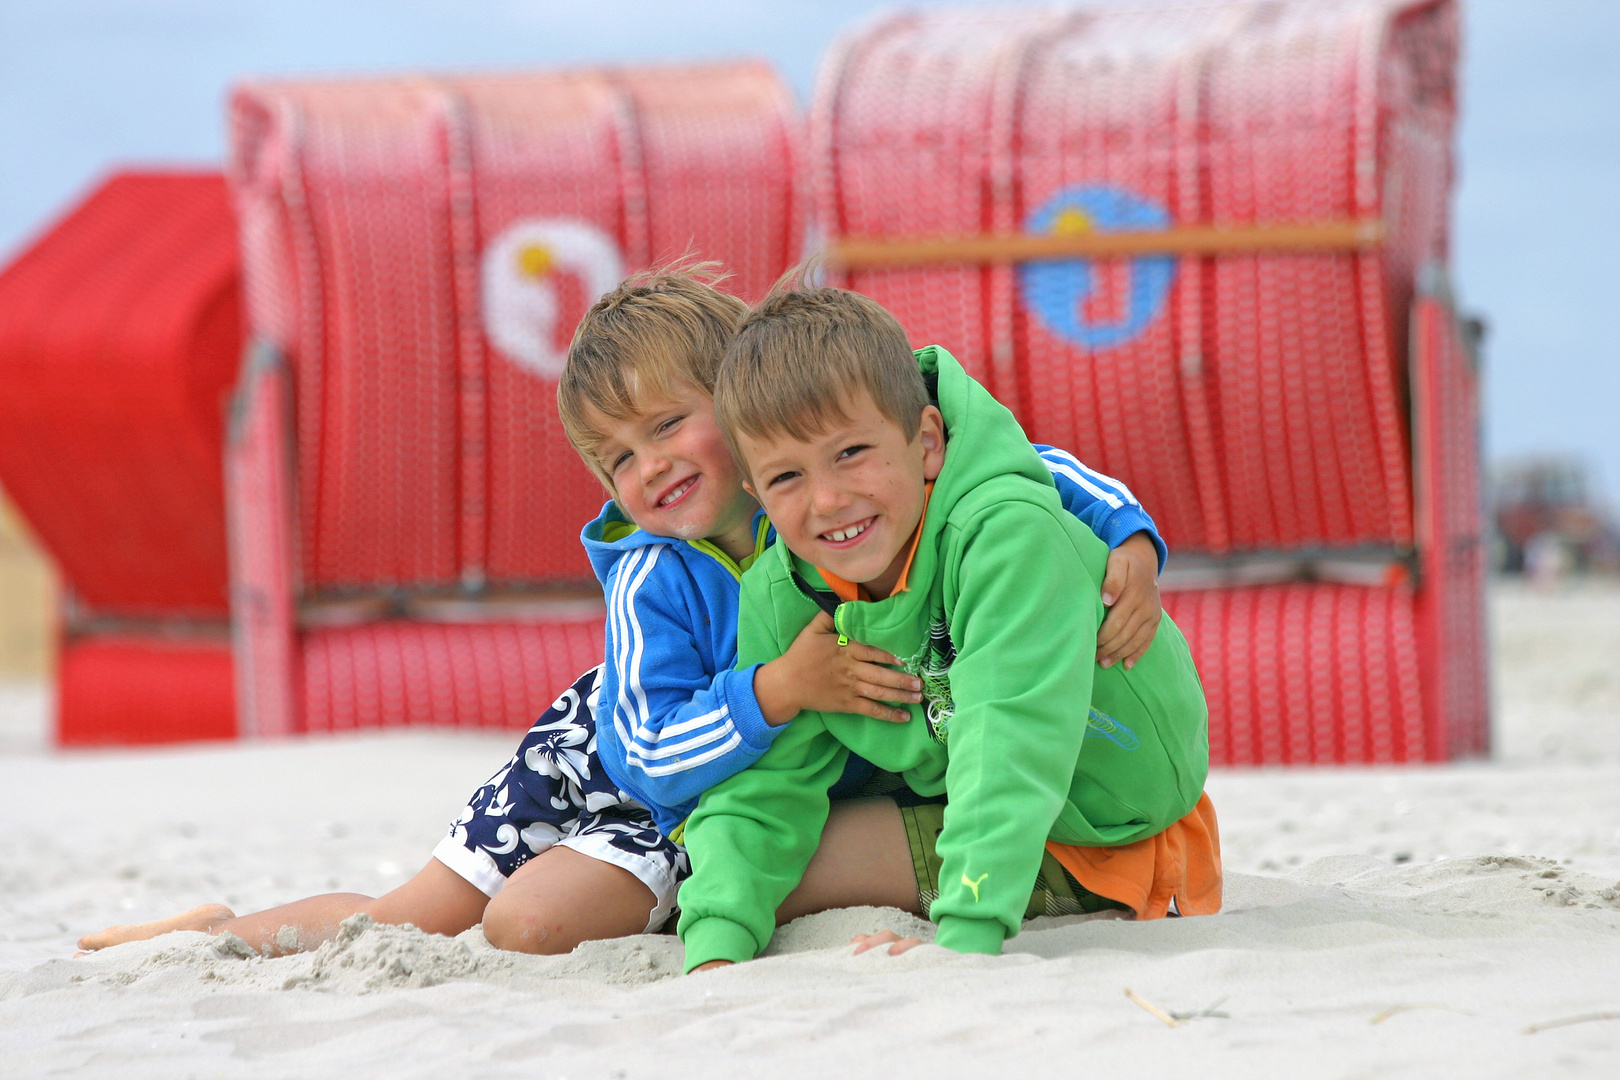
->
[1018,185,1176,351]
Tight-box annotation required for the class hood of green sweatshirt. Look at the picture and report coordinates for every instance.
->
[917,344,1056,502]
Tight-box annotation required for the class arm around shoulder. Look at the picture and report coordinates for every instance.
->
[1037,445,1168,572]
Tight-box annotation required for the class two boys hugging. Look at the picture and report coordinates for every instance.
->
[81,267,1219,970]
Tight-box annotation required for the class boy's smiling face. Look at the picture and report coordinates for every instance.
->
[590,380,759,560]
[738,391,945,600]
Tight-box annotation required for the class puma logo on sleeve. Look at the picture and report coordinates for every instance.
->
[962,872,990,902]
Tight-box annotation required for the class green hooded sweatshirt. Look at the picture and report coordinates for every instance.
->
[677,346,1209,968]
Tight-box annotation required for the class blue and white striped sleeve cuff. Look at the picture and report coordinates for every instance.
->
[1093,505,1168,573]
[718,663,779,750]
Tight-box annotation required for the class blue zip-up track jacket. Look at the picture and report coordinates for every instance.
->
[582,451,1163,836]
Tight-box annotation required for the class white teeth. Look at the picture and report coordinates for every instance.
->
[658,478,695,507]
[824,520,869,543]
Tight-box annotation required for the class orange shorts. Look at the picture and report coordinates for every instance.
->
[1046,792,1222,919]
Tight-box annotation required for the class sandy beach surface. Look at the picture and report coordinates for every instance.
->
[2,581,1617,1078]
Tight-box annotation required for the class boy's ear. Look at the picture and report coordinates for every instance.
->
[918,405,946,482]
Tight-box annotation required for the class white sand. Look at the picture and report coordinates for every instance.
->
[2,580,1618,1077]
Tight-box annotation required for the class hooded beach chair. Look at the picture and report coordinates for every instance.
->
[813,0,1484,763]
[226,63,802,735]
[0,173,241,744]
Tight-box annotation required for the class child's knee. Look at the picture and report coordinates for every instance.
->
[481,890,576,955]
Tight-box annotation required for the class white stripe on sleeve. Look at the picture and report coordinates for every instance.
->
[648,703,732,741]
[608,546,638,746]
[1039,447,1140,508]
[611,546,660,745]
[610,546,741,777]
[628,712,734,761]
[636,732,744,777]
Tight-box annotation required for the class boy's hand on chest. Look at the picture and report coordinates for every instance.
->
[754,612,924,725]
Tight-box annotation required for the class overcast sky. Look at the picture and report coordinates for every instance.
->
[1,0,1615,507]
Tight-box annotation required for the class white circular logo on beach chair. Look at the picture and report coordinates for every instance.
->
[482,219,624,379]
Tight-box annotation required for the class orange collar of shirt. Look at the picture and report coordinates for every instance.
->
[814,482,934,603]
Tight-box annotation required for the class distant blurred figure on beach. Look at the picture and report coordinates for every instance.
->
[1492,457,1620,584]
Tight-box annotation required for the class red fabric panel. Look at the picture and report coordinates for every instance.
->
[231,81,465,591]
[1165,582,1426,765]
[0,173,240,615]
[1411,292,1488,760]
[57,635,236,745]
[1201,10,1404,549]
[301,617,605,733]
[471,65,801,586]
[454,74,629,589]
[1014,8,1209,551]
[815,11,1054,402]
[621,65,803,304]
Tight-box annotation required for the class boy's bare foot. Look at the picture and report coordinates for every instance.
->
[77,904,236,952]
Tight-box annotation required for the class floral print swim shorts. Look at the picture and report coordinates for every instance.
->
[431,665,689,932]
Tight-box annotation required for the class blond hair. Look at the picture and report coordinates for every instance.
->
[557,261,748,484]
[714,284,927,470]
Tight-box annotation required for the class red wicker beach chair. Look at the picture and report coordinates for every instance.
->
[814,0,1483,762]
[227,63,801,736]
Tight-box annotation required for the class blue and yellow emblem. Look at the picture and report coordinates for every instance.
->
[1018,185,1176,351]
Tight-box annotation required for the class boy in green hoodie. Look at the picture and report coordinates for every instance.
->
[678,287,1220,972]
